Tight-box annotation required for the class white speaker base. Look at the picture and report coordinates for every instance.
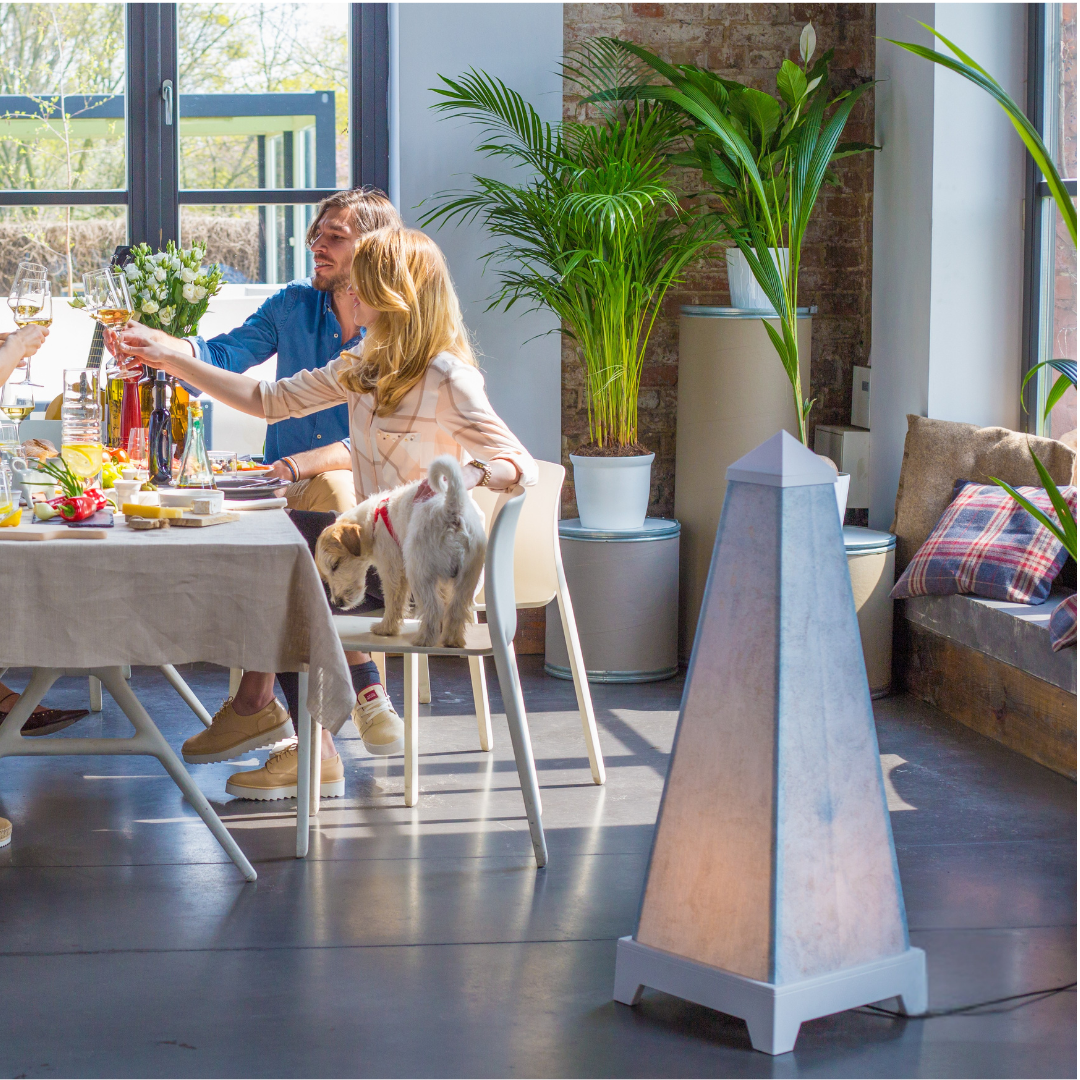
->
[613,936,928,1055]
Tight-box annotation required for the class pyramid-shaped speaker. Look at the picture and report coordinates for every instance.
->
[614,432,926,1054]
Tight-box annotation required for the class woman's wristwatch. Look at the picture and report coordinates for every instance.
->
[468,459,493,487]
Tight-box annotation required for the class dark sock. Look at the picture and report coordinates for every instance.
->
[276,671,300,734]
[350,661,382,698]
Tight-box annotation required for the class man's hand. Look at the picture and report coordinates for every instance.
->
[266,459,295,482]
[267,442,352,483]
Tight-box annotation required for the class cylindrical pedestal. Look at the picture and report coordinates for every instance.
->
[674,306,812,660]
[545,518,680,683]
[844,526,896,698]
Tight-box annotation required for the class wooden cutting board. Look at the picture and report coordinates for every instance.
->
[170,512,242,528]
[0,526,108,540]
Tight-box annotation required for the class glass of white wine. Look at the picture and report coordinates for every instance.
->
[7,262,47,317]
[83,268,135,379]
[11,277,50,388]
[0,379,34,426]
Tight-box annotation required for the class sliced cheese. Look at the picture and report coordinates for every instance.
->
[122,503,182,519]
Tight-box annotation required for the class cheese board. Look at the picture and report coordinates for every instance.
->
[171,512,242,528]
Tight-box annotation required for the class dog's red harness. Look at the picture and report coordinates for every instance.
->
[374,498,399,545]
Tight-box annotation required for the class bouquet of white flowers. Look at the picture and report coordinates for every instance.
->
[119,241,225,337]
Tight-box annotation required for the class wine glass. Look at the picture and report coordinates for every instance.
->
[7,262,47,318]
[83,268,135,377]
[126,427,149,470]
[11,278,50,387]
[0,379,34,427]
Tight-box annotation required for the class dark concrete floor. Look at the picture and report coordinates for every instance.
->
[0,659,1074,1079]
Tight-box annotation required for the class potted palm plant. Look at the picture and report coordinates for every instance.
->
[605,26,876,447]
[421,42,718,530]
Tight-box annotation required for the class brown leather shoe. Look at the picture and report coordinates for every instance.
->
[0,695,89,737]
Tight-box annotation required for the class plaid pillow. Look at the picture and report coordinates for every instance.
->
[891,480,1077,604]
[1050,593,1076,652]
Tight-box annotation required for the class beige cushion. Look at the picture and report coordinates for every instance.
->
[891,415,1076,572]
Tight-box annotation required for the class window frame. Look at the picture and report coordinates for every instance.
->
[1021,2,1078,434]
[0,2,389,251]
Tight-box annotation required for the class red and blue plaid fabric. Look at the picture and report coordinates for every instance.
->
[1050,593,1076,652]
[891,481,1077,604]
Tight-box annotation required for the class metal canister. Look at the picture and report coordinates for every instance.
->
[545,517,681,683]
[843,526,897,697]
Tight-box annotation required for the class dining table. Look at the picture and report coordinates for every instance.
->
[0,506,355,880]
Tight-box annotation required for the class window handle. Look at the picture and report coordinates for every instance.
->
[161,79,174,126]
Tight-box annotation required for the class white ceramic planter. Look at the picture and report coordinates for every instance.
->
[570,452,655,531]
[725,248,790,313]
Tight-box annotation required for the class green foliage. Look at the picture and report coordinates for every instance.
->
[420,42,719,450]
[887,25,1076,247]
[603,31,876,445]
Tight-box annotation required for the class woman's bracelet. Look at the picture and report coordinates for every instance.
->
[281,456,300,482]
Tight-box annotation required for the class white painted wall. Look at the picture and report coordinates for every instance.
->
[870,3,1028,530]
[869,4,936,531]
[393,2,564,463]
[926,4,1026,430]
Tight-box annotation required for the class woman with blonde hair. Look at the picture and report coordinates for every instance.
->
[117,227,536,801]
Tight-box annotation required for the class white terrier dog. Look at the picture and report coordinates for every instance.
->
[315,455,487,648]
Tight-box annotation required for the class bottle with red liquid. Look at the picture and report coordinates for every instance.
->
[119,369,143,449]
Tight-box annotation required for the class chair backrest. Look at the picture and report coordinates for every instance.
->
[484,487,526,648]
[471,460,564,609]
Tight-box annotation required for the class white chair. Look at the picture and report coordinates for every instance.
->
[312,487,548,867]
[381,461,605,785]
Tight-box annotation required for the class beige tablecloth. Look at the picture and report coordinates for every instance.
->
[0,510,355,733]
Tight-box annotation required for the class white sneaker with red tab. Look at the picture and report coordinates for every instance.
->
[352,683,404,756]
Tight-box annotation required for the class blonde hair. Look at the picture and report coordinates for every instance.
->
[341,228,476,415]
[304,187,401,248]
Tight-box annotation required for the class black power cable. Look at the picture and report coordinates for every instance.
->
[857,982,1077,1020]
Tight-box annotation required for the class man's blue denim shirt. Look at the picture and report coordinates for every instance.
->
[190,280,361,464]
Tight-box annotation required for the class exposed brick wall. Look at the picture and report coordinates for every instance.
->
[561,3,876,518]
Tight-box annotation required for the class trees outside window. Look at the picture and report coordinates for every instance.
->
[0,2,381,291]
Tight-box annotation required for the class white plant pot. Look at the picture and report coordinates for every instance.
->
[725,247,790,314]
[570,452,655,531]
[834,472,850,524]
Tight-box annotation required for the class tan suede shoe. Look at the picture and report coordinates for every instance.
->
[182,697,293,765]
[225,742,345,801]
[0,817,10,849]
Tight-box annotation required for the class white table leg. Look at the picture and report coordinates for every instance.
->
[159,665,214,728]
[403,653,419,807]
[0,667,257,882]
[296,669,311,858]
[228,667,243,697]
[88,676,103,713]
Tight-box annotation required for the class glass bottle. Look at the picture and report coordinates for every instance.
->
[106,371,125,447]
[60,368,103,489]
[176,398,215,488]
[119,373,142,450]
[137,364,154,429]
[170,379,190,448]
[147,370,174,486]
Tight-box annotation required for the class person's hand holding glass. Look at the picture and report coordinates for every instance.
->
[82,268,135,378]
